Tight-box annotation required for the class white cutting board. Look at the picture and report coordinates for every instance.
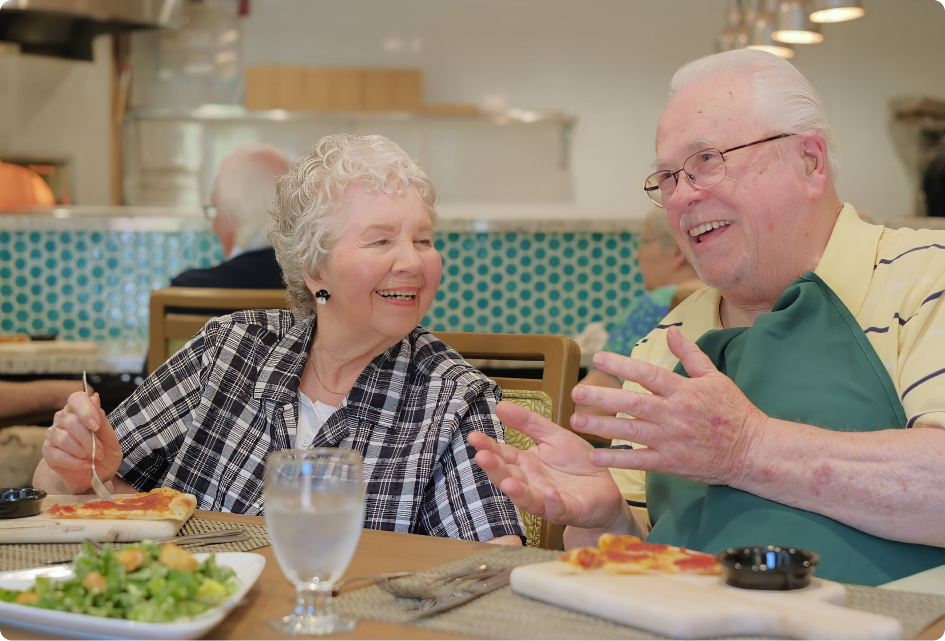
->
[0,495,185,543]
[511,561,902,640]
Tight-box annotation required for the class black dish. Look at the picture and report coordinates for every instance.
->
[0,487,47,519]
[717,545,819,590]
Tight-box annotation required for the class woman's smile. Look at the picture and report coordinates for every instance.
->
[376,288,419,305]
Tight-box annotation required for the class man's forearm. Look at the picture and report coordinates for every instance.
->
[0,381,81,420]
[563,501,647,549]
[735,417,945,547]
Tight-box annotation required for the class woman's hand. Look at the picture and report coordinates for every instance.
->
[468,401,627,530]
[42,391,124,494]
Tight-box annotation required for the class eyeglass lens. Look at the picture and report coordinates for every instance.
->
[645,149,727,207]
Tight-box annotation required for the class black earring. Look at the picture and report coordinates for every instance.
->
[315,289,331,305]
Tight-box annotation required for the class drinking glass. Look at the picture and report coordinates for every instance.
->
[264,448,366,635]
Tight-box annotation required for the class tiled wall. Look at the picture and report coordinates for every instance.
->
[426,231,642,335]
[0,226,642,359]
[0,229,223,356]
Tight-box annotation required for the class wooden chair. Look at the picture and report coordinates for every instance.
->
[433,332,584,550]
[432,332,580,431]
[148,287,289,374]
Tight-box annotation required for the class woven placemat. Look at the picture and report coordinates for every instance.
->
[334,546,945,640]
[0,518,270,572]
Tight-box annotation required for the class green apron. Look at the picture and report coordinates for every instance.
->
[646,272,945,586]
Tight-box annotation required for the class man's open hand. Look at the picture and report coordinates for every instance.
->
[571,326,769,487]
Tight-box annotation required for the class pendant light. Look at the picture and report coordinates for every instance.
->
[809,0,865,23]
[747,7,795,58]
[773,1,824,44]
[716,0,750,52]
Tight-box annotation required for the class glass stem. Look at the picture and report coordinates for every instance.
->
[295,584,333,618]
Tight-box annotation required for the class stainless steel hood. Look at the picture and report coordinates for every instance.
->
[0,0,183,61]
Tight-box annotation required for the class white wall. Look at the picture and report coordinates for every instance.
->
[2,2,942,215]
[0,36,112,205]
[242,0,945,219]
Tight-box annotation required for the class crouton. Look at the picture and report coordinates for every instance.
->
[158,542,198,571]
[116,547,148,573]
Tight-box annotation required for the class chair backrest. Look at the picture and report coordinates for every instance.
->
[501,389,565,550]
[148,287,290,374]
[432,332,580,431]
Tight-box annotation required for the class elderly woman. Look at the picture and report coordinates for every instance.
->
[34,134,524,546]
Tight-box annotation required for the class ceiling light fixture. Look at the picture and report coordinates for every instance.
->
[809,0,865,23]
[716,0,750,52]
[747,11,795,58]
[773,0,824,44]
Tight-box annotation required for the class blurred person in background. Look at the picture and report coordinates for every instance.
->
[0,160,56,211]
[577,209,703,415]
[170,143,290,289]
[923,152,945,217]
[0,380,84,421]
[35,134,524,546]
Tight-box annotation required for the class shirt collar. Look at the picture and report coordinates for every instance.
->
[253,314,315,405]
[252,315,413,410]
[813,203,883,318]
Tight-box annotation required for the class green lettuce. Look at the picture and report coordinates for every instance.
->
[5,540,238,623]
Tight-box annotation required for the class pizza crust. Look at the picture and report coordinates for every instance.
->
[48,488,197,521]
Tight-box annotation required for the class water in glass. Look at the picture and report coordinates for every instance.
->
[264,448,365,635]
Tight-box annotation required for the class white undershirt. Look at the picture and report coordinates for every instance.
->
[293,391,338,449]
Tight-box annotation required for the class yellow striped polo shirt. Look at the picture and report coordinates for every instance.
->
[611,203,945,515]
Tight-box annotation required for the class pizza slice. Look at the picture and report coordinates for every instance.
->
[48,487,197,521]
[560,534,721,575]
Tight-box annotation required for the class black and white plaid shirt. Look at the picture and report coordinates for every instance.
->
[114,310,524,543]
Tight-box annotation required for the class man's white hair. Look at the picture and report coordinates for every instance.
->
[212,143,291,251]
[670,49,837,177]
[269,133,438,315]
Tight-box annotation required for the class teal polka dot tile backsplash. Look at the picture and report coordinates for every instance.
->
[0,228,224,354]
[425,231,643,336]
[0,225,643,358]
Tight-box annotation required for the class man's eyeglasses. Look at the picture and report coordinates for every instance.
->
[643,133,795,208]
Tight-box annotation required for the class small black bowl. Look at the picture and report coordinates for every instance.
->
[0,488,47,519]
[717,545,819,590]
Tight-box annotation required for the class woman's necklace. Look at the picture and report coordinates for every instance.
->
[309,356,346,396]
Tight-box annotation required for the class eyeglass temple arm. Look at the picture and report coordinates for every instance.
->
[720,133,795,157]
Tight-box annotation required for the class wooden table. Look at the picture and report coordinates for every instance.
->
[203,511,487,640]
[1,510,489,640]
[2,509,944,639]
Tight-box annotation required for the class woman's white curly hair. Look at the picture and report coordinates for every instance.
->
[269,134,438,316]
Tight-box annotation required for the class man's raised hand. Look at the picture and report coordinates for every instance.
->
[570,326,769,487]
[468,400,625,530]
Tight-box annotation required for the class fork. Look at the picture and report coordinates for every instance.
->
[83,370,115,503]
[331,570,416,596]
[411,568,512,619]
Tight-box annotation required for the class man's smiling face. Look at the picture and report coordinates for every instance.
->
[655,70,813,304]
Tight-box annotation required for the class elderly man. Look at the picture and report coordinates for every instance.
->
[469,49,945,586]
[171,143,290,289]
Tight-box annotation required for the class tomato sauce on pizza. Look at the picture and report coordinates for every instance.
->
[48,488,197,521]
[560,534,722,575]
